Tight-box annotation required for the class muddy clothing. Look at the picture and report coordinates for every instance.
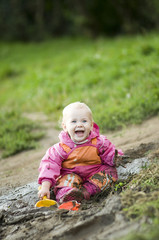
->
[38,123,123,202]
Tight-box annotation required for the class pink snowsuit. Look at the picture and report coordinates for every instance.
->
[38,123,123,202]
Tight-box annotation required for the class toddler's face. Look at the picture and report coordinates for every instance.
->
[63,107,93,143]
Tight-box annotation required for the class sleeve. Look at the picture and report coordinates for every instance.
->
[38,143,64,187]
[97,135,123,166]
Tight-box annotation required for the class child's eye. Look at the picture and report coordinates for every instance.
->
[71,120,76,123]
[82,120,87,123]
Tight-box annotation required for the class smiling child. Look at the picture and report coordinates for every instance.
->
[38,102,123,204]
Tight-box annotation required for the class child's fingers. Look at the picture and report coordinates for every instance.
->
[38,190,41,197]
[38,190,50,199]
[46,192,50,199]
[38,190,45,199]
[38,191,43,199]
[115,150,128,168]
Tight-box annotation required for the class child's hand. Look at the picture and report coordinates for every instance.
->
[38,188,50,199]
[38,181,51,199]
[114,149,129,168]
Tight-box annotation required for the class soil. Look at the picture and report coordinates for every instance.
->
[0,114,159,240]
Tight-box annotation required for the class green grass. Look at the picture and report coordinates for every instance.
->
[120,227,159,240]
[0,111,44,158]
[0,33,159,156]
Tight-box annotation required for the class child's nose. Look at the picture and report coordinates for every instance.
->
[77,121,83,127]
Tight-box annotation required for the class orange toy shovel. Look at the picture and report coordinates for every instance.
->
[58,201,81,211]
[35,196,57,208]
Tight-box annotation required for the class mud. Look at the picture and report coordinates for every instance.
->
[0,191,138,240]
[0,156,149,240]
[0,116,159,240]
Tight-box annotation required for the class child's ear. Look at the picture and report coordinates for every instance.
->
[91,121,94,130]
[62,122,67,132]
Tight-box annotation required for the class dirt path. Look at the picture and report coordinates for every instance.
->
[0,115,158,194]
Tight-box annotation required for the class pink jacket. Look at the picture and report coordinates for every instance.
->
[38,123,123,186]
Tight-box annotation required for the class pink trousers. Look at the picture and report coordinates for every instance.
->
[54,164,117,203]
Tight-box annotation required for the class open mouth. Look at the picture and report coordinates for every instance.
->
[75,130,85,137]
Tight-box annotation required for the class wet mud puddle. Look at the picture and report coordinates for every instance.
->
[0,157,149,240]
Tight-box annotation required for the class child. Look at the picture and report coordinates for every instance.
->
[38,102,123,204]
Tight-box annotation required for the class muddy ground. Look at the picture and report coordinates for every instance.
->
[0,115,159,240]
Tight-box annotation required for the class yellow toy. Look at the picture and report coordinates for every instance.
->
[35,196,57,208]
[35,186,57,208]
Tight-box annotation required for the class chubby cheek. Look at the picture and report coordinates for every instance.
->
[68,126,75,135]
[63,123,73,133]
[86,131,91,138]
[86,124,92,132]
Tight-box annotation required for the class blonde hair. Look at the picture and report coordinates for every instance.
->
[62,102,93,124]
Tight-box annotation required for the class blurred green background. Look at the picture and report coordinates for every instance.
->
[0,0,159,157]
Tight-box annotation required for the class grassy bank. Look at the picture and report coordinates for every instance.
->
[120,158,159,240]
[0,33,159,156]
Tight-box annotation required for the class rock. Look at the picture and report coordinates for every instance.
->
[117,157,149,180]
